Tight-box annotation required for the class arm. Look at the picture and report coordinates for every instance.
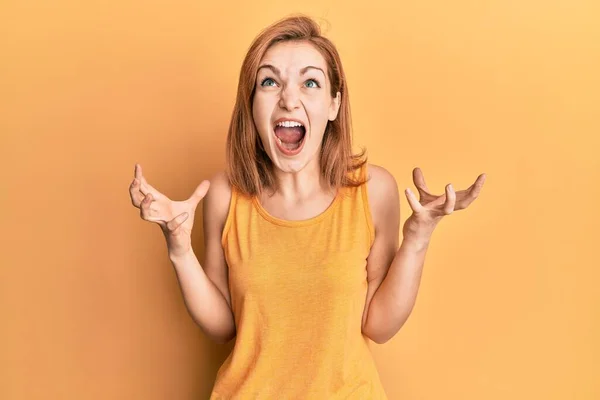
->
[361,165,485,344]
[361,164,420,344]
[170,171,236,344]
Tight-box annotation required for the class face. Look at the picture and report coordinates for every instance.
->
[252,41,341,174]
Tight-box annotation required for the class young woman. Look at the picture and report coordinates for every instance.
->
[129,15,485,399]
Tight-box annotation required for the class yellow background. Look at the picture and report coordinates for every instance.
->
[2,1,599,399]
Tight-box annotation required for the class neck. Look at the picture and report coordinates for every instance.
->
[271,158,329,201]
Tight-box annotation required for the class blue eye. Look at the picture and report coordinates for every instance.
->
[305,79,320,88]
[260,78,276,87]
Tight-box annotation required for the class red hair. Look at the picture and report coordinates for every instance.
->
[226,14,367,196]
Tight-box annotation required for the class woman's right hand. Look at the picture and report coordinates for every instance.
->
[129,164,210,259]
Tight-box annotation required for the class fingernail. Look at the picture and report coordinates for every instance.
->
[448,184,453,191]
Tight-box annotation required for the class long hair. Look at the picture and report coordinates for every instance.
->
[226,14,367,196]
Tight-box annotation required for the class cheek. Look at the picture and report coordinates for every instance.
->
[252,95,272,133]
[306,100,331,130]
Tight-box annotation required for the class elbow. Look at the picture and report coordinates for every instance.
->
[366,331,392,345]
[213,335,235,345]
[198,320,237,345]
[362,322,393,344]
[363,313,413,344]
[209,330,236,345]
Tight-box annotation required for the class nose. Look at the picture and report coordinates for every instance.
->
[278,85,301,111]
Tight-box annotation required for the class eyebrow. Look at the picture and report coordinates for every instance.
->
[257,64,326,77]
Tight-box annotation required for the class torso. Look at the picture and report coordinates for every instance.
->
[210,162,389,399]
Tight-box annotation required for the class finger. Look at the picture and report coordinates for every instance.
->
[139,176,156,196]
[188,180,210,206]
[412,167,431,196]
[443,184,456,215]
[428,195,448,208]
[140,193,159,222]
[136,164,149,196]
[456,173,486,210]
[469,173,486,197]
[405,188,424,214]
[166,212,189,232]
[129,178,144,207]
[135,164,160,196]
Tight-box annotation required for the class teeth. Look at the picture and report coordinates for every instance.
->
[276,136,282,145]
[276,121,303,128]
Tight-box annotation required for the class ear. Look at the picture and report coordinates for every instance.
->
[328,91,341,121]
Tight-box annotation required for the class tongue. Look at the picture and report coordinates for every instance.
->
[274,126,304,143]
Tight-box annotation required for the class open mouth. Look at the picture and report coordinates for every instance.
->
[273,120,306,156]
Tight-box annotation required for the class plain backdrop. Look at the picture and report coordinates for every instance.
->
[1,0,599,399]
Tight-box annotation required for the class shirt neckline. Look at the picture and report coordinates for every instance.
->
[252,190,341,227]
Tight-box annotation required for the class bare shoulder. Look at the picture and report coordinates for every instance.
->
[203,170,232,230]
[365,163,400,229]
[366,164,398,195]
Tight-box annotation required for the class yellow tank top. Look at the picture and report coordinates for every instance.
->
[210,164,388,399]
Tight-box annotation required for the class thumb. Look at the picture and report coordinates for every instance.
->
[166,212,189,232]
[188,180,210,206]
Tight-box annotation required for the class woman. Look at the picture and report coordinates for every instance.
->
[129,15,485,399]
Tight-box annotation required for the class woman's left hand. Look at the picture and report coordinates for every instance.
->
[403,167,486,244]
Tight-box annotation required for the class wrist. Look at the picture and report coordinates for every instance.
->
[401,234,431,253]
[168,248,195,264]
[403,216,435,243]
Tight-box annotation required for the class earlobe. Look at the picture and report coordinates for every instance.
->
[328,91,341,121]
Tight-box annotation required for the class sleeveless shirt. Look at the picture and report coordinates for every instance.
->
[210,164,388,399]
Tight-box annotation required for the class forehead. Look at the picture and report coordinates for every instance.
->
[259,41,328,73]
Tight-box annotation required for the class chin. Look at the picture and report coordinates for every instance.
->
[270,150,307,173]
[277,159,308,173]
[269,143,318,174]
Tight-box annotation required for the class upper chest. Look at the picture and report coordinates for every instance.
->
[256,190,338,221]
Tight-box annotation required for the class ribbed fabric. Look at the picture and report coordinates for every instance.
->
[210,164,388,399]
